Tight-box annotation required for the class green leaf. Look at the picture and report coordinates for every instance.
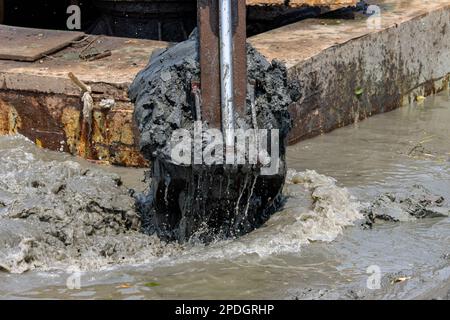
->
[144,282,160,287]
[355,88,364,96]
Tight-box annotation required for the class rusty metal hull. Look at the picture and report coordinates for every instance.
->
[0,90,147,166]
[0,0,449,167]
[0,33,166,166]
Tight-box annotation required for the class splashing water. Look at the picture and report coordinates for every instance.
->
[0,134,364,273]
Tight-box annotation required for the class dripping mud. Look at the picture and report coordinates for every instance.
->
[0,91,449,300]
[129,33,297,242]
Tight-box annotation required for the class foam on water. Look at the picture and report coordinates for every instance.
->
[169,169,362,264]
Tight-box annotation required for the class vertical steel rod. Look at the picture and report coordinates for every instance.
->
[219,0,235,148]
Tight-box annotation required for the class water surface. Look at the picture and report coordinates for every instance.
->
[0,90,449,300]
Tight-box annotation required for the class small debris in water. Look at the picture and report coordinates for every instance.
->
[354,87,364,97]
[144,282,161,288]
[391,276,411,284]
[416,95,426,103]
[362,184,449,226]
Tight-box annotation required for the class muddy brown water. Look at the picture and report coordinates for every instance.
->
[0,90,449,300]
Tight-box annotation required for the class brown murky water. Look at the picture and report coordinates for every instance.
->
[0,90,449,300]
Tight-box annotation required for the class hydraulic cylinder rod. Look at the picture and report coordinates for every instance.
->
[219,0,236,148]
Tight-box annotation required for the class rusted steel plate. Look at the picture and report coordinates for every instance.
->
[234,0,248,116]
[198,0,247,128]
[247,0,283,5]
[289,0,357,8]
[0,34,165,167]
[0,36,167,99]
[198,0,222,127]
[247,0,357,7]
[0,25,84,62]
[0,91,147,167]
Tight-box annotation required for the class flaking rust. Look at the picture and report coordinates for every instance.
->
[0,90,147,167]
[247,0,358,10]
[0,99,21,135]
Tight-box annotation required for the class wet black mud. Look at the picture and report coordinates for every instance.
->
[129,32,298,243]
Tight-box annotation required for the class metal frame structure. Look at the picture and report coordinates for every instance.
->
[197,0,247,136]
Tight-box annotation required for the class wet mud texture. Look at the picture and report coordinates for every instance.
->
[0,137,179,274]
[130,32,298,243]
[362,185,449,226]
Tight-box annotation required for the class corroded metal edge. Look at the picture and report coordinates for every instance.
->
[279,5,450,144]
[0,90,147,167]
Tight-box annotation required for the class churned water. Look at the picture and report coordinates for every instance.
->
[0,90,449,299]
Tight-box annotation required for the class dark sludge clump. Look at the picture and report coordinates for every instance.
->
[129,32,299,243]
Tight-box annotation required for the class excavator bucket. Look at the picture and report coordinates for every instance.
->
[130,0,293,243]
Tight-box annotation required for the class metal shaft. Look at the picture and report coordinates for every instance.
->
[219,0,235,148]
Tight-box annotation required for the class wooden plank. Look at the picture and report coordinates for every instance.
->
[0,25,84,62]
